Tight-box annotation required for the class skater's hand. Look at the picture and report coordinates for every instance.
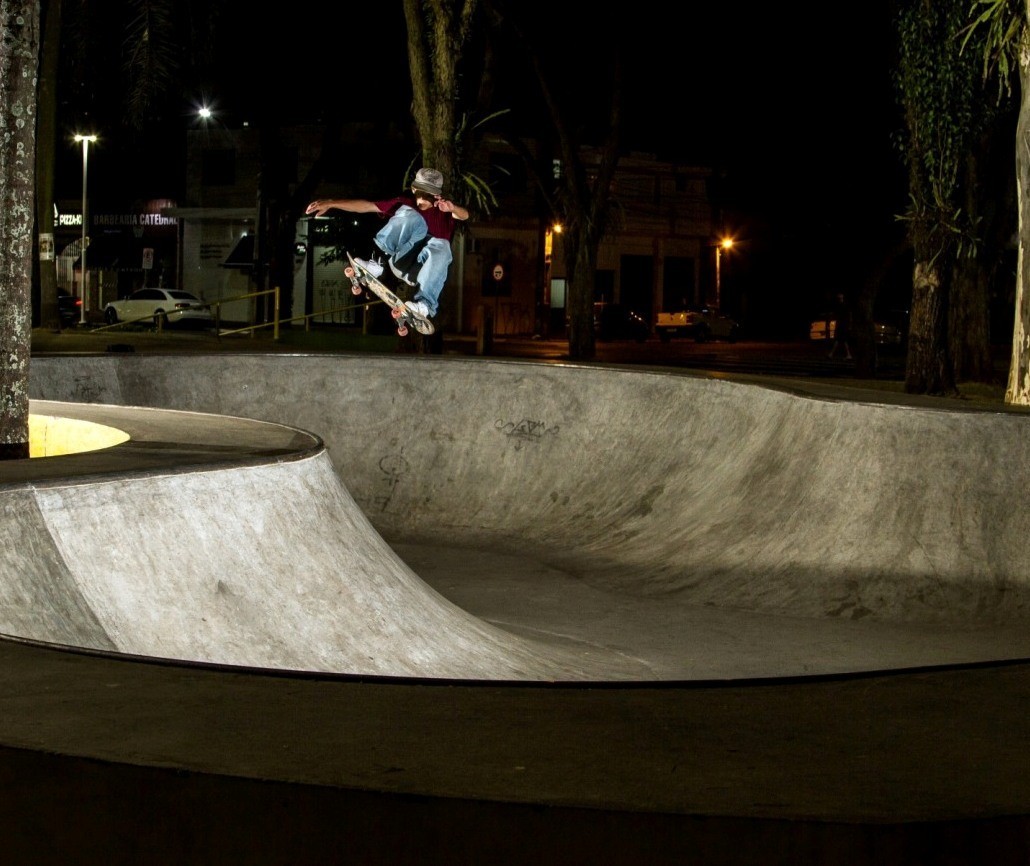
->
[435,198,469,221]
[305,200,333,218]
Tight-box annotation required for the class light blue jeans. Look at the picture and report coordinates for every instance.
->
[373,205,452,317]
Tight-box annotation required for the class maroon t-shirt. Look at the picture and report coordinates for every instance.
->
[374,195,458,243]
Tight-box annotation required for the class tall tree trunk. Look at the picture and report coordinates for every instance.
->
[950,255,994,381]
[402,0,477,355]
[896,0,993,396]
[34,0,59,330]
[950,123,1011,383]
[906,257,955,394]
[564,227,596,360]
[0,1,38,460]
[1005,38,1030,404]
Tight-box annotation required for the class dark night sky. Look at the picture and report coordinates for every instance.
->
[622,4,909,309]
[65,2,904,202]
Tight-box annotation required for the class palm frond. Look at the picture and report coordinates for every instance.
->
[122,0,179,129]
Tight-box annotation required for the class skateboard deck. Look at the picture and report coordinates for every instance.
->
[345,252,435,337]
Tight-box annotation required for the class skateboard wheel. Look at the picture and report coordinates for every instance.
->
[344,266,355,278]
[391,307,403,319]
[396,324,409,337]
[352,285,363,295]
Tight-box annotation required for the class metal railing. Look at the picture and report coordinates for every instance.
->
[91,286,386,341]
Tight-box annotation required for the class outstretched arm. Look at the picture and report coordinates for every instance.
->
[435,198,469,221]
[305,198,381,218]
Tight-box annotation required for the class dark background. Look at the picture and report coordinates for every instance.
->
[51,1,913,333]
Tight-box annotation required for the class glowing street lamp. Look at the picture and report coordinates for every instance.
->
[715,236,733,310]
[73,134,97,325]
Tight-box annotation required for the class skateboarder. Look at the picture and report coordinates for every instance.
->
[305,168,469,322]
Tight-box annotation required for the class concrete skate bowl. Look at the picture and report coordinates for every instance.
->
[26,352,1030,673]
[11,353,1030,864]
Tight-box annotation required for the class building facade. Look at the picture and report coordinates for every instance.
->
[46,198,180,321]
[165,124,717,335]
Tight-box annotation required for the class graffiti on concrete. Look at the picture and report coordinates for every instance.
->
[495,418,560,450]
[373,453,409,511]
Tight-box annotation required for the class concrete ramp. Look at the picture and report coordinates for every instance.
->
[0,489,113,648]
[22,355,1030,679]
[2,402,645,679]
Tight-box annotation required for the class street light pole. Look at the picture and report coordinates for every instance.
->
[714,237,733,310]
[74,134,97,325]
[541,222,562,337]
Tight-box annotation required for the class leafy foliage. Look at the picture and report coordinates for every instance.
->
[894,0,995,262]
[403,108,508,216]
[960,0,1023,100]
[122,0,179,129]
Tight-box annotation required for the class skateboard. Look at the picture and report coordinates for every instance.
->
[345,252,435,337]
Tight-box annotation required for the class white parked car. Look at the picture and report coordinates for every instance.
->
[103,289,213,328]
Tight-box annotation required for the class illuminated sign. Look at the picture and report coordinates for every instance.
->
[95,213,177,227]
[55,211,178,228]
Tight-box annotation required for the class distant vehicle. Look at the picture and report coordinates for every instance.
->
[655,306,740,343]
[873,310,909,349]
[594,302,650,342]
[809,309,908,349]
[808,315,833,342]
[57,288,81,326]
[103,288,213,328]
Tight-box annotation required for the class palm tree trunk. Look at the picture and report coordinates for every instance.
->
[1005,45,1030,403]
